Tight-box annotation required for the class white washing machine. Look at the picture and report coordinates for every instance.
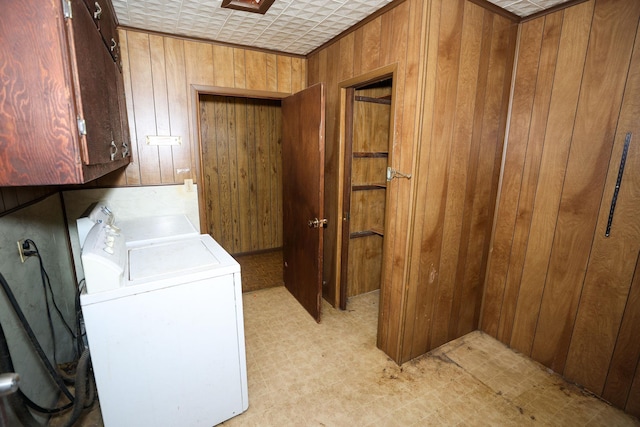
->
[80,222,248,427]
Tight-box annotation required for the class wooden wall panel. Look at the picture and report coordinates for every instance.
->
[410,0,467,357]
[307,0,429,361]
[118,29,305,187]
[347,236,383,297]
[480,0,640,415]
[451,8,512,339]
[602,254,640,417]
[508,2,593,356]
[0,187,56,216]
[530,0,639,373]
[403,1,517,361]
[564,13,640,406]
[200,96,282,254]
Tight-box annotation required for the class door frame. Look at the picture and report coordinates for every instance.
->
[190,85,291,235]
[335,64,398,310]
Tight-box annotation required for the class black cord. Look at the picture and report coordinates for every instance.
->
[24,239,77,361]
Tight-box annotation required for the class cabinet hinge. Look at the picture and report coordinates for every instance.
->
[77,118,87,136]
[62,0,72,19]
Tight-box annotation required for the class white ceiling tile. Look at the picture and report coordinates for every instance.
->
[114,0,576,54]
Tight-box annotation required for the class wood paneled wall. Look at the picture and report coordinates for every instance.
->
[307,0,428,359]
[402,0,517,362]
[0,187,56,215]
[117,29,305,188]
[480,0,640,416]
[199,95,282,254]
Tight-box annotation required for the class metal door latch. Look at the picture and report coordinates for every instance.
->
[387,167,412,181]
[308,218,328,228]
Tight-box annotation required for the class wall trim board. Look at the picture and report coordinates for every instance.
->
[118,26,307,59]
[467,0,589,24]
[521,0,590,23]
[190,85,289,236]
[306,0,408,58]
[467,0,520,22]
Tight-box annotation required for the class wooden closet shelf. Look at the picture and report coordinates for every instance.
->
[355,95,392,105]
[352,184,387,191]
[353,151,388,158]
[350,228,384,239]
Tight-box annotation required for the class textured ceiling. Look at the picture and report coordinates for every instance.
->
[112,0,394,55]
[485,0,574,16]
[112,0,575,56]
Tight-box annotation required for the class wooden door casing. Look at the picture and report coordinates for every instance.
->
[282,84,326,322]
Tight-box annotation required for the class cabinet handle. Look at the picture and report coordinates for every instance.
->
[110,141,117,161]
[605,132,632,237]
[94,2,102,20]
[110,38,117,52]
[122,141,129,158]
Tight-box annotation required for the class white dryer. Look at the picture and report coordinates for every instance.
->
[80,223,248,427]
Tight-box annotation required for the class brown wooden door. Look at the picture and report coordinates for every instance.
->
[281,83,325,322]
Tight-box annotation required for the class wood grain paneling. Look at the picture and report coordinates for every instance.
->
[0,187,56,216]
[200,96,282,254]
[602,254,640,417]
[403,0,517,361]
[564,9,640,406]
[530,0,639,374]
[480,0,640,415]
[508,1,593,356]
[308,0,428,361]
[347,236,383,297]
[119,29,305,187]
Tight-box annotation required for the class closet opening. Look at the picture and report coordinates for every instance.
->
[338,72,395,321]
[198,92,285,293]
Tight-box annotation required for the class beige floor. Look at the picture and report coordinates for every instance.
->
[51,286,639,426]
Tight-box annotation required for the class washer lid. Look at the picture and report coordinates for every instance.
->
[81,234,239,306]
[128,237,220,282]
[119,215,198,245]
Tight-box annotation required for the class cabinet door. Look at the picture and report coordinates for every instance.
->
[71,0,115,165]
[107,59,129,160]
[85,0,119,61]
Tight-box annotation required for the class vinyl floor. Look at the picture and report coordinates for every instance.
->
[49,284,640,426]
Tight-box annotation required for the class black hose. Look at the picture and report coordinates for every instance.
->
[0,273,74,403]
[0,321,41,427]
[62,349,91,427]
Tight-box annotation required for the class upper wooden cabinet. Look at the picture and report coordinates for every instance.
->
[0,0,130,186]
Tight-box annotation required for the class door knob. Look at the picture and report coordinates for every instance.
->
[308,218,328,228]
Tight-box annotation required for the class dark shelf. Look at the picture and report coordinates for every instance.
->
[355,95,392,105]
[352,184,387,191]
[353,151,388,158]
[350,228,384,239]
